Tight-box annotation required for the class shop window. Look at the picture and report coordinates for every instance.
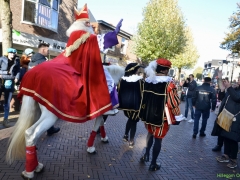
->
[22,0,59,32]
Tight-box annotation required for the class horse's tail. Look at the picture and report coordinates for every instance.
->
[6,95,41,164]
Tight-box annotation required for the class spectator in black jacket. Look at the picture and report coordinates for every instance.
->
[183,74,197,123]
[192,77,216,138]
[29,43,60,136]
[212,76,240,169]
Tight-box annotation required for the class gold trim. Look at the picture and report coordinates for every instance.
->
[76,18,90,21]
[143,90,166,96]
[125,64,139,72]
[74,5,87,16]
[118,108,139,112]
[21,87,112,120]
[64,32,90,57]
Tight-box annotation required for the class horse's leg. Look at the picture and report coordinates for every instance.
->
[22,103,58,179]
[87,115,107,153]
[99,116,109,143]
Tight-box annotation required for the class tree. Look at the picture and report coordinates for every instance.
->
[172,27,199,80]
[220,3,240,52]
[193,66,203,80]
[0,0,12,54]
[134,0,187,63]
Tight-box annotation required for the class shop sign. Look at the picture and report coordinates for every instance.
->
[0,29,66,52]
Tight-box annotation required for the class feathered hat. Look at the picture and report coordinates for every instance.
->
[74,4,89,21]
[145,58,172,80]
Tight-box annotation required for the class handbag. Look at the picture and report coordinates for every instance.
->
[217,96,240,132]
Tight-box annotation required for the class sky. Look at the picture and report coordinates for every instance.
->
[77,0,239,69]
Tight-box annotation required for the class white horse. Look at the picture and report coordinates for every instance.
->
[86,65,124,153]
[6,64,124,179]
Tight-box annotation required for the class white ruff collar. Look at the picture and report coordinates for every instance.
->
[145,76,172,84]
[122,75,143,82]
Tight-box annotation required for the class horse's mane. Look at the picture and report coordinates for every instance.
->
[104,65,125,85]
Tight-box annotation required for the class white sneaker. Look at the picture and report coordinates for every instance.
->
[175,114,185,121]
[182,116,188,121]
[188,119,194,123]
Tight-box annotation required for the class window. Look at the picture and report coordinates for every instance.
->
[52,0,58,10]
[120,38,128,54]
[23,0,37,23]
[120,44,125,53]
[22,0,59,31]
[39,0,50,7]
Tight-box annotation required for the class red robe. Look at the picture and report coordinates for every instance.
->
[18,30,112,123]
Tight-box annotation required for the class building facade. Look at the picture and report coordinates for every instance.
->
[0,0,77,57]
[203,57,240,83]
[91,20,137,66]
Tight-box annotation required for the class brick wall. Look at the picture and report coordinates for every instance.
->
[11,0,77,42]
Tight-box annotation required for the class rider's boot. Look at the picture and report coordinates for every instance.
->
[87,131,97,154]
[100,126,108,143]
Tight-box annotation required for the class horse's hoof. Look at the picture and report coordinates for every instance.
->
[101,140,109,144]
[88,150,97,154]
[21,170,34,180]
[101,136,109,143]
[35,162,44,173]
[103,109,119,116]
[87,146,96,154]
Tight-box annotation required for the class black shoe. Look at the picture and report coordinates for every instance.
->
[47,126,60,136]
[192,134,197,138]
[140,154,149,163]
[200,133,206,137]
[123,135,128,142]
[149,164,161,171]
[212,145,222,152]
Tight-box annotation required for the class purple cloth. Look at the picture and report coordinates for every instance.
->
[110,85,119,108]
[114,19,123,34]
[103,31,119,49]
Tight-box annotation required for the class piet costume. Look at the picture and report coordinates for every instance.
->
[118,63,143,147]
[118,63,143,120]
[139,58,183,171]
[18,4,120,123]
[139,59,183,138]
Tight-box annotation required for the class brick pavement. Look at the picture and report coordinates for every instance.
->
[0,103,240,180]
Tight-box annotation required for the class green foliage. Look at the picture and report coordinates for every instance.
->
[220,3,240,52]
[172,27,199,69]
[134,0,187,62]
[193,66,203,80]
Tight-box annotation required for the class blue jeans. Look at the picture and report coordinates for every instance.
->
[4,91,13,119]
[193,109,210,135]
[184,97,194,119]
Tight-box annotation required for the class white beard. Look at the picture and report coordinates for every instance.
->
[66,21,95,37]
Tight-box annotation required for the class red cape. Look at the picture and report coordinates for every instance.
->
[18,31,112,123]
